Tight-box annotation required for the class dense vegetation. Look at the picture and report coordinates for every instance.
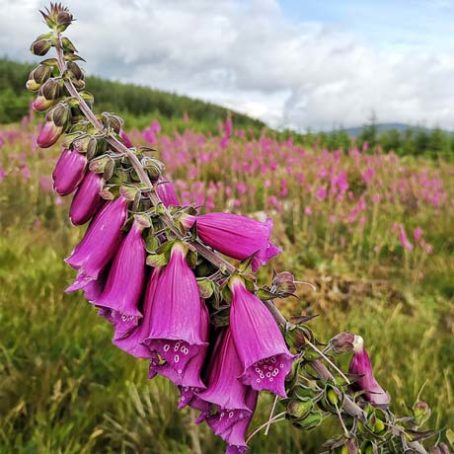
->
[0,119,452,452]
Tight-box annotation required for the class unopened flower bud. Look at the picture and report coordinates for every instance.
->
[31,64,52,84]
[26,79,41,92]
[41,78,63,100]
[66,61,83,80]
[56,10,73,30]
[329,332,355,353]
[142,157,164,182]
[32,95,55,112]
[37,121,63,148]
[287,399,313,420]
[429,443,449,454]
[413,401,431,426]
[40,4,73,31]
[50,103,71,128]
[30,38,52,56]
[272,271,296,294]
[71,79,86,90]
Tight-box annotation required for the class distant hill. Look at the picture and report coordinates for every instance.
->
[344,123,436,137]
[0,58,265,132]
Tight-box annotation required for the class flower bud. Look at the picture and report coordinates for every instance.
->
[429,444,449,454]
[31,64,52,84]
[50,103,71,128]
[40,4,73,31]
[61,36,77,53]
[32,96,55,112]
[52,149,87,196]
[329,332,355,353]
[30,38,52,56]
[287,399,313,420]
[413,400,431,426]
[142,157,164,182]
[37,121,63,148]
[26,79,41,92]
[272,271,296,294]
[70,172,104,225]
[66,61,83,80]
[41,78,63,100]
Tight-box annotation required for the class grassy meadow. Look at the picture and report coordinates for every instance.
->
[0,114,453,453]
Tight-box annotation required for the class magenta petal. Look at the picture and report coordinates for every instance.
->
[52,149,87,196]
[196,327,250,412]
[209,388,258,451]
[150,301,209,389]
[143,243,208,377]
[65,196,128,281]
[94,220,146,339]
[193,213,280,269]
[113,268,162,359]
[156,177,180,207]
[230,277,294,398]
[349,336,390,406]
[37,121,62,148]
[69,172,103,225]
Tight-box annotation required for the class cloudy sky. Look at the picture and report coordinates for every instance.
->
[1,0,454,130]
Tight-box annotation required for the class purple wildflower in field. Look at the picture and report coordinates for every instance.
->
[95,217,147,339]
[144,242,209,378]
[52,148,86,195]
[65,196,129,291]
[69,171,103,225]
[349,335,390,406]
[182,213,281,271]
[229,276,294,397]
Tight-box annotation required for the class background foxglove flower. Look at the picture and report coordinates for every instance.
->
[95,217,147,339]
[65,196,128,290]
[349,335,390,406]
[230,276,294,397]
[52,148,86,196]
[69,172,103,225]
[182,213,280,271]
[144,242,208,378]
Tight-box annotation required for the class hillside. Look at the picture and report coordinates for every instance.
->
[0,59,265,132]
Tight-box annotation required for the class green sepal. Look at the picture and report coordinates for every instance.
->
[146,253,168,268]
[197,278,215,299]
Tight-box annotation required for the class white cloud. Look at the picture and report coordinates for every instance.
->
[0,0,453,130]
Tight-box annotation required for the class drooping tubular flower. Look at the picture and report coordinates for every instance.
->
[181,213,281,271]
[65,195,129,291]
[229,276,294,397]
[143,242,209,378]
[156,177,180,207]
[94,216,148,339]
[195,327,253,437]
[349,335,390,406]
[150,301,210,392]
[52,148,87,195]
[69,171,103,225]
[113,267,161,359]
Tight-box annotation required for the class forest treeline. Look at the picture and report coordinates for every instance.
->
[1,58,452,157]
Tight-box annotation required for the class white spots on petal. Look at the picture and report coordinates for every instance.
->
[164,344,170,352]
[174,354,180,363]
